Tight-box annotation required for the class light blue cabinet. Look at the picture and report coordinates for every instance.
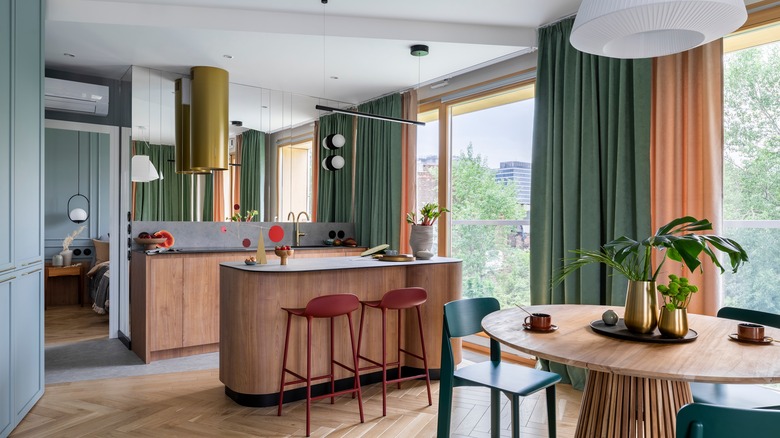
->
[12,0,42,264]
[0,0,12,272]
[0,279,10,438]
[0,1,44,437]
[10,269,43,424]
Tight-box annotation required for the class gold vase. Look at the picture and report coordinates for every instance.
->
[658,307,688,338]
[624,280,658,334]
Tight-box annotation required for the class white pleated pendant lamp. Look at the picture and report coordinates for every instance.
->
[570,0,747,59]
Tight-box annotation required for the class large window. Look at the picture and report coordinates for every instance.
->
[278,140,312,220]
[722,23,780,313]
[418,83,535,308]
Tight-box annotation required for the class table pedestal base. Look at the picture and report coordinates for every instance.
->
[576,371,692,438]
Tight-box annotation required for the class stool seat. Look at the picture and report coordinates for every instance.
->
[357,287,432,416]
[277,293,364,437]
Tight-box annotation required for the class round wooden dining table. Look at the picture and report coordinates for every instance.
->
[482,304,780,438]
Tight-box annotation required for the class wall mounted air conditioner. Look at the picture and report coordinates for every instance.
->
[45,77,109,116]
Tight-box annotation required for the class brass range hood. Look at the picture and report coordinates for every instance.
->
[175,66,229,173]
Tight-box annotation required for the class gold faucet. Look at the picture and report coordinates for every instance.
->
[294,211,309,246]
[286,211,295,222]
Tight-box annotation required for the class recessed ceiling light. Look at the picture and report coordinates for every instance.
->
[63,52,75,58]
[223,54,233,59]
[330,76,339,80]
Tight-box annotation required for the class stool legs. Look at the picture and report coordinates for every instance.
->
[277,311,364,437]
[381,308,388,416]
[347,312,365,424]
[277,312,293,416]
[357,303,432,417]
[415,305,433,406]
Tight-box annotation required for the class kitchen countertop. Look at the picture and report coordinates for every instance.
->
[133,246,365,254]
[221,256,461,273]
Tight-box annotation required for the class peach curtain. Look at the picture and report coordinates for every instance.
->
[400,90,418,254]
[651,40,724,316]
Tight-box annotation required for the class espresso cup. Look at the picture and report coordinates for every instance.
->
[524,313,552,330]
[737,322,765,341]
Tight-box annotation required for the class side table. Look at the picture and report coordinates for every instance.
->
[44,263,85,308]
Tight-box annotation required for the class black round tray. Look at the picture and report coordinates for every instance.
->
[590,319,698,343]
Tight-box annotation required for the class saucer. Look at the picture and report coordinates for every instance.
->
[728,333,774,345]
[523,324,558,333]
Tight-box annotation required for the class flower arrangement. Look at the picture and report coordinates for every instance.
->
[406,203,449,226]
[62,225,86,251]
[657,274,699,310]
[227,204,258,222]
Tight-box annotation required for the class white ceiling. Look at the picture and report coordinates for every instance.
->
[44,0,760,134]
[45,0,583,133]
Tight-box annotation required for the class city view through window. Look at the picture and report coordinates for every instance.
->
[417,86,535,308]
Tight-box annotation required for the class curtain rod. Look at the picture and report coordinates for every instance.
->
[315,105,425,126]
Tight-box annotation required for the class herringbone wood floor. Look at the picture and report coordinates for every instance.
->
[16,306,582,437]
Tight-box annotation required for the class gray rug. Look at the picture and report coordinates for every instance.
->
[45,338,219,384]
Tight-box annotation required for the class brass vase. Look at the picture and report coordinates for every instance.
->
[658,307,689,338]
[624,280,658,334]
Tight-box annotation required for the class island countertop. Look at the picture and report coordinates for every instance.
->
[221,255,461,272]
[219,255,462,407]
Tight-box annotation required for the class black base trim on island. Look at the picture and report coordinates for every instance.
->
[225,367,440,407]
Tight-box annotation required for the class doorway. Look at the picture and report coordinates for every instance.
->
[43,120,121,339]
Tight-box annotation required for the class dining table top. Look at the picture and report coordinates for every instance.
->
[481,304,780,384]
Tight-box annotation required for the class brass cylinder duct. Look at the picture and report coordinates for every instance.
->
[190,66,229,171]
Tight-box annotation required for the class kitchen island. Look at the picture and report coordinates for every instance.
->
[219,256,462,406]
[130,246,365,363]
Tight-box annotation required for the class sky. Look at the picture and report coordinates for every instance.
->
[417,98,535,168]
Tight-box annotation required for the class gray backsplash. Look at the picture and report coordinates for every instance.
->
[132,221,357,250]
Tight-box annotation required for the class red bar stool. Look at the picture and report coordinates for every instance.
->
[277,293,364,437]
[357,287,432,416]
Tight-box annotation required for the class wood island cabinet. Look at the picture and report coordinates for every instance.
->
[130,247,365,363]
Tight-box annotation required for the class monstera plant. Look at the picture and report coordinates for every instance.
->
[554,216,749,334]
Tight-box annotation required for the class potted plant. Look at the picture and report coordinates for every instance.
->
[656,274,698,338]
[406,203,449,256]
[554,216,748,334]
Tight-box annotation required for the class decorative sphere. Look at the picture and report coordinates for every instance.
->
[322,133,346,150]
[322,155,345,171]
[69,208,88,223]
[602,309,619,326]
[331,134,345,148]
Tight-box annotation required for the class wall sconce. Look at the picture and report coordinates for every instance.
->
[68,143,89,223]
[131,155,160,182]
[322,155,345,171]
[322,133,345,150]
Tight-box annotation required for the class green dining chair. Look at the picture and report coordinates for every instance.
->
[677,402,780,437]
[690,306,780,409]
[437,297,561,438]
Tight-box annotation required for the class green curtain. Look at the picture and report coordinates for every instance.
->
[202,174,213,221]
[133,142,193,221]
[530,18,652,388]
[239,129,265,221]
[354,94,403,249]
[317,113,354,222]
